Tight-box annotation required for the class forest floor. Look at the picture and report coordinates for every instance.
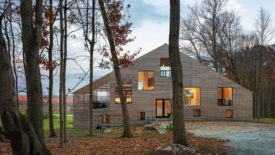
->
[0,125,231,155]
[0,119,275,154]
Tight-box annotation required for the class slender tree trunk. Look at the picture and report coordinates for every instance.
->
[21,0,45,143]
[0,19,50,155]
[98,0,132,138]
[89,0,96,137]
[169,0,188,146]
[48,0,57,137]
[9,6,19,110]
[63,0,68,142]
[59,0,64,147]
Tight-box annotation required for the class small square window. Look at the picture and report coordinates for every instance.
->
[226,110,233,118]
[102,114,110,123]
[160,58,171,78]
[137,112,145,120]
[193,109,201,117]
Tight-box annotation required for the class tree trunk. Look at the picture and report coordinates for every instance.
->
[89,0,96,137]
[59,0,65,147]
[63,0,68,142]
[169,0,188,146]
[98,0,132,138]
[0,20,50,155]
[48,0,57,137]
[21,0,44,143]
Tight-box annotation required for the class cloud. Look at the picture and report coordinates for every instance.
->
[183,0,201,6]
[124,20,169,56]
[141,0,169,16]
[225,0,247,15]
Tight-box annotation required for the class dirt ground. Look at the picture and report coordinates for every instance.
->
[185,121,275,154]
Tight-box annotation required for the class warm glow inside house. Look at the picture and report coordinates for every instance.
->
[73,44,253,128]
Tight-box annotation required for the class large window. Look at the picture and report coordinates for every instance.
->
[93,84,110,109]
[115,81,132,104]
[138,71,154,90]
[160,58,171,77]
[184,88,201,106]
[217,87,233,106]
[156,99,172,118]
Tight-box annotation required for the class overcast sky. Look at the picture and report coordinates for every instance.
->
[47,0,275,95]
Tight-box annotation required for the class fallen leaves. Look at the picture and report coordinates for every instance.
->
[0,126,232,155]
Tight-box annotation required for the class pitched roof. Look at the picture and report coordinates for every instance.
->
[73,44,168,94]
[73,43,252,94]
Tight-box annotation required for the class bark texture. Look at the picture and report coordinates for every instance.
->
[169,0,188,146]
[48,0,57,137]
[89,0,96,136]
[0,17,50,155]
[20,0,44,142]
[98,0,132,137]
[59,0,65,147]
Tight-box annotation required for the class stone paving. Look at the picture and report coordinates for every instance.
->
[185,121,275,155]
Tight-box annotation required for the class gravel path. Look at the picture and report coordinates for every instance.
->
[185,121,275,155]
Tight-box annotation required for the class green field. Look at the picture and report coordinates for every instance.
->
[43,114,90,137]
[255,118,275,124]
[43,114,73,130]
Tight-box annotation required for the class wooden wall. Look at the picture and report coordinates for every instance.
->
[73,44,253,128]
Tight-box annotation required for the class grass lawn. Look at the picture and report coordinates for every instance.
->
[254,118,275,124]
[44,114,91,137]
[43,114,73,130]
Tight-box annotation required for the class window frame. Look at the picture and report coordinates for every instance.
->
[115,81,132,104]
[155,99,172,118]
[192,109,201,117]
[102,114,110,123]
[226,109,233,118]
[184,87,201,107]
[137,112,146,121]
[160,58,171,78]
[217,87,233,106]
[137,70,155,91]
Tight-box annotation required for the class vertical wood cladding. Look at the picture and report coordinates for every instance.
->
[73,44,253,128]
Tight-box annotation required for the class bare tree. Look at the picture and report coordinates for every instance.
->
[59,0,65,147]
[254,7,274,46]
[181,0,229,74]
[219,11,242,83]
[169,0,188,146]
[253,7,274,121]
[76,0,97,136]
[48,0,57,138]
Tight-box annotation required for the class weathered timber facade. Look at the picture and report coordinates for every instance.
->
[73,44,253,128]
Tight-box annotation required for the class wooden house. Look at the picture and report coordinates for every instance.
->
[73,44,253,128]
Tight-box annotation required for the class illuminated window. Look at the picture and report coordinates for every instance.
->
[184,88,201,106]
[115,81,132,104]
[226,110,233,118]
[102,114,110,123]
[217,87,233,106]
[137,112,145,120]
[138,71,154,90]
[160,58,171,77]
[193,109,201,117]
[156,99,172,118]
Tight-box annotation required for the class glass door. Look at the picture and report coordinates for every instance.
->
[156,99,172,118]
